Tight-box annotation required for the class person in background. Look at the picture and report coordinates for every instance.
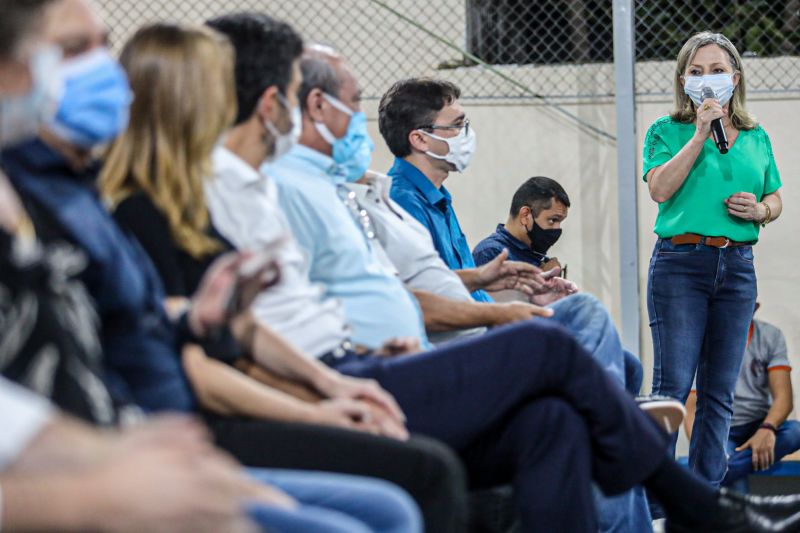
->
[643,31,783,489]
[100,20,464,533]
[473,176,569,272]
[684,304,800,485]
[471,176,645,398]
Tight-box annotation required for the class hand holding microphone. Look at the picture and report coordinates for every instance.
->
[696,87,728,154]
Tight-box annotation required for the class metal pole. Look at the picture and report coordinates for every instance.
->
[612,0,641,353]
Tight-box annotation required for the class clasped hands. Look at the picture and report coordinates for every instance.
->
[476,248,578,305]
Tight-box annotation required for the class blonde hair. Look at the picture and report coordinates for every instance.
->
[101,23,236,258]
[670,31,756,130]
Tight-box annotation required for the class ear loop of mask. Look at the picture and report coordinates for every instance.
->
[314,92,353,145]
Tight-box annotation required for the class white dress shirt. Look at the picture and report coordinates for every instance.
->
[345,174,487,344]
[0,376,53,470]
[205,147,350,359]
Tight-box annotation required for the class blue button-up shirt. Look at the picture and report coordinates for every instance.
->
[472,224,547,267]
[1,139,194,413]
[388,158,492,302]
[265,146,430,349]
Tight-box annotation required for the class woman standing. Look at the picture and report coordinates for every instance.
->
[644,31,782,486]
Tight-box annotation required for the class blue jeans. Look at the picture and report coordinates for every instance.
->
[648,238,757,485]
[547,293,652,532]
[624,349,644,395]
[723,420,800,485]
[547,293,626,387]
[246,469,422,533]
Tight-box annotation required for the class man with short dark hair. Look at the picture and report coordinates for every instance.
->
[474,176,571,269]
[379,79,488,300]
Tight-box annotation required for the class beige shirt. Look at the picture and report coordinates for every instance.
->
[345,174,486,345]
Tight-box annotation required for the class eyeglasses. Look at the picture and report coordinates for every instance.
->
[417,118,470,136]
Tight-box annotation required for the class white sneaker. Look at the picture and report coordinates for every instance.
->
[636,395,685,433]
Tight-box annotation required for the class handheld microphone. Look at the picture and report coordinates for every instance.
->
[701,86,728,154]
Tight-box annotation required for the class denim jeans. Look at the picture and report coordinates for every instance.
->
[723,419,800,485]
[246,468,422,533]
[624,349,644,395]
[547,293,626,387]
[648,238,757,485]
[547,293,652,533]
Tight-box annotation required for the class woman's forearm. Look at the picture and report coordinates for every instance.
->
[648,134,706,203]
[181,344,321,423]
[762,191,782,223]
[228,312,341,395]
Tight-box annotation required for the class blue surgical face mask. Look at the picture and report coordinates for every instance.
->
[0,46,62,148]
[683,73,735,107]
[48,47,133,148]
[313,93,374,182]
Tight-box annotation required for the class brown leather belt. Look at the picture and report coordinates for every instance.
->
[670,233,753,248]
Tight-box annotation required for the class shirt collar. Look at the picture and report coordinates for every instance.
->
[280,144,345,184]
[388,158,450,207]
[496,224,530,252]
[212,146,263,188]
[349,172,393,203]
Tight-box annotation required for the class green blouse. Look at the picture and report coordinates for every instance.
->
[642,116,781,242]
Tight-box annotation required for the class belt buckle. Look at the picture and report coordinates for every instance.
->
[720,238,730,249]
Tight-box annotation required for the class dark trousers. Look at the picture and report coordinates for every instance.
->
[205,415,467,533]
[330,320,669,533]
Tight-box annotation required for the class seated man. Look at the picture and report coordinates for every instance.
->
[271,48,664,533]
[473,175,569,271]
[685,304,800,486]
[472,175,644,396]
[209,35,800,531]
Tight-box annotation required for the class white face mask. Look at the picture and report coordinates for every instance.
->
[419,126,477,173]
[314,92,352,144]
[683,73,735,107]
[264,94,302,162]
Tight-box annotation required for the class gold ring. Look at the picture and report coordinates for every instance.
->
[702,104,709,110]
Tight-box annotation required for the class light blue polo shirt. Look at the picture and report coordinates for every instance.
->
[264,145,430,349]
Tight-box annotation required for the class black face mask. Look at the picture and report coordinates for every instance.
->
[526,221,562,255]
